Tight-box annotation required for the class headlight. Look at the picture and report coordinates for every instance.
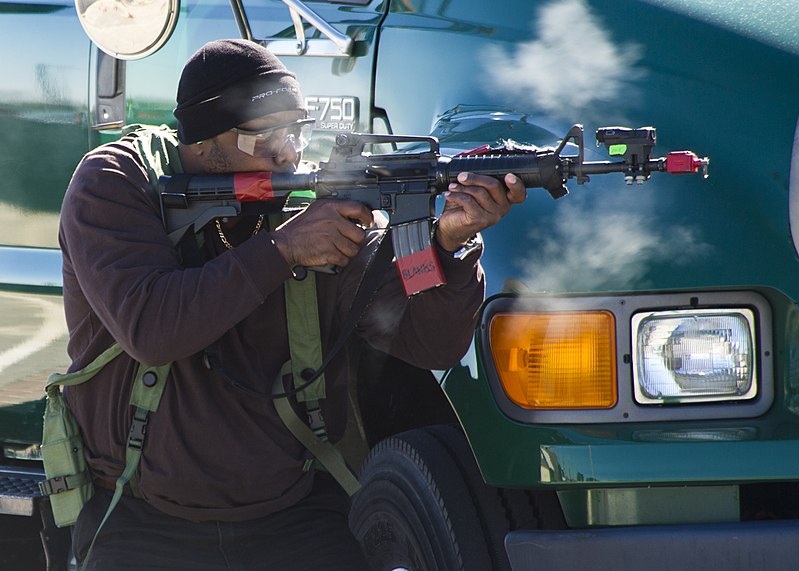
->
[480,291,772,424]
[632,309,757,404]
[489,311,617,409]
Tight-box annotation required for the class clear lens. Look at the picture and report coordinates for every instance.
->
[633,309,756,404]
[235,119,314,157]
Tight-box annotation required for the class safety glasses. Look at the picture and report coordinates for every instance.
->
[232,118,315,157]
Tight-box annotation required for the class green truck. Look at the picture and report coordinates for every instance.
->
[2,0,799,568]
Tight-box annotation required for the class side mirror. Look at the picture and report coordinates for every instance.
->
[74,0,180,60]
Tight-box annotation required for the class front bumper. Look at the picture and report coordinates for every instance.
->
[506,520,799,570]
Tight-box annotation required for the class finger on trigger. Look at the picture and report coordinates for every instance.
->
[337,200,374,228]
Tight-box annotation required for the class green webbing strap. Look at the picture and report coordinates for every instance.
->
[285,273,326,403]
[267,209,326,404]
[267,206,359,493]
[46,343,125,392]
[79,361,170,571]
[37,470,91,497]
[272,363,361,496]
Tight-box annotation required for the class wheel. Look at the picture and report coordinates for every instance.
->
[349,425,532,571]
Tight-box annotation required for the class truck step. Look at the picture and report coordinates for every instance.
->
[0,466,44,516]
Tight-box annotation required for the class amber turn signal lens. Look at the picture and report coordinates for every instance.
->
[489,311,617,409]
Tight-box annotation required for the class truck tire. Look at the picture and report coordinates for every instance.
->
[349,425,519,571]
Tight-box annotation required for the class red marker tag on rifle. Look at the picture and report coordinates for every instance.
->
[396,247,446,296]
[234,172,274,201]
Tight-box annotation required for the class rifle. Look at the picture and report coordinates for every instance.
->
[158,124,709,295]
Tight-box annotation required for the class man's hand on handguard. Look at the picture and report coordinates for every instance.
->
[272,200,374,268]
[435,172,527,252]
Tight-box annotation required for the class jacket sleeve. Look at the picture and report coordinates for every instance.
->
[59,144,293,365]
[347,228,485,371]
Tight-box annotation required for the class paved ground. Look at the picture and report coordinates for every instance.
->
[0,290,69,406]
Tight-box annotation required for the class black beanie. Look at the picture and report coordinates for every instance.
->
[173,39,306,144]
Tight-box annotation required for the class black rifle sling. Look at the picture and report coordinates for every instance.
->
[325,228,395,371]
[273,228,395,399]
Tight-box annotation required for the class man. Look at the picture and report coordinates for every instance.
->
[59,39,526,569]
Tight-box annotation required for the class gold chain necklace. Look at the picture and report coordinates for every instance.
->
[215,215,265,250]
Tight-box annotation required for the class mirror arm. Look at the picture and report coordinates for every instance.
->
[289,6,307,55]
[281,0,353,56]
[228,0,254,41]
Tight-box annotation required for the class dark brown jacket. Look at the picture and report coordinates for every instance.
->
[59,133,485,522]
